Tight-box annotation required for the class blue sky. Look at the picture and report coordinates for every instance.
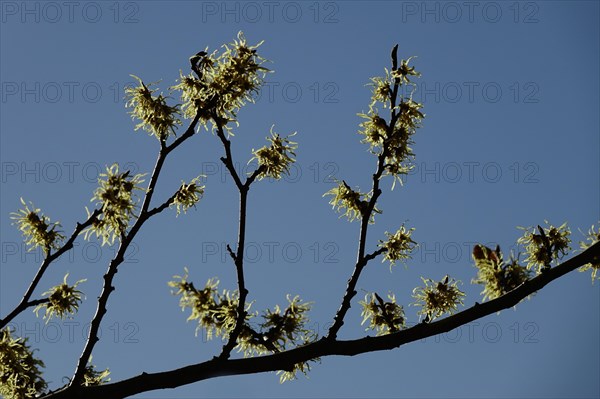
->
[1,1,599,398]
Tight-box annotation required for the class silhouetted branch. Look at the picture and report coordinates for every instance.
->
[213,122,252,360]
[327,45,402,340]
[71,111,202,386]
[43,241,600,399]
[215,124,244,190]
[0,209,101,329]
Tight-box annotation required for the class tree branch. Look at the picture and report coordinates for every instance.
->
[70,112,202,386]
[364,247,386,263]
[43,241,600,399]
[164,112,202,156]
[0,209,101,329]
[219,188,250,359]
[145,192,178,219]
[215,124,244,191]
[244,164,266,188]
[211,120,267,359]
[212,120,254,360]
[327,46,403,340]
[226,244,237,263]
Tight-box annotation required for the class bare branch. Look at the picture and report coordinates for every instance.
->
[364,247,386,263]
[226,244,237,263]
[244,164,267,188]
[216,132,250,360]
[211,119,265,360]
[164,112,202,156]
[215,124,244,190]
[145,192,178,219]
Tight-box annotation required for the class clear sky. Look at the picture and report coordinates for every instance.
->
[1,1,599,398]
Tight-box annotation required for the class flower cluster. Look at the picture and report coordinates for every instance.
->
[168,270,245,340]
[251,129,297,180]
[125,75,182,140]
[379,226,417,267]
[11,198,64,253]
[171,177,205,216]
[471,244,531,301]
[0,328,47,399]
[393,57,421,83]
[517,221,571,273]
[257,297,316,383]
[169,270,315,378]
[360,292,405,335]
[358,56,423,189]
[367,57,420,109]
[82,359,111,387]
[255,295,313,353]
[579,223,600,282]
[34,273,86,323]
[84,164,146,245]
[173,31,269,131]
[369,75,392,107]
[412,275,465,321]
[324,180,378,222]
[277,360,316,384]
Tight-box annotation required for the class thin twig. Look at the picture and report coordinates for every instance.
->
[213,120,252,360]
[212,120,266,359]
[327,46,402,340]
[215,124,244,190]
[226,244,237,262]
[71,111,202,386]
[0,209,101,329]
